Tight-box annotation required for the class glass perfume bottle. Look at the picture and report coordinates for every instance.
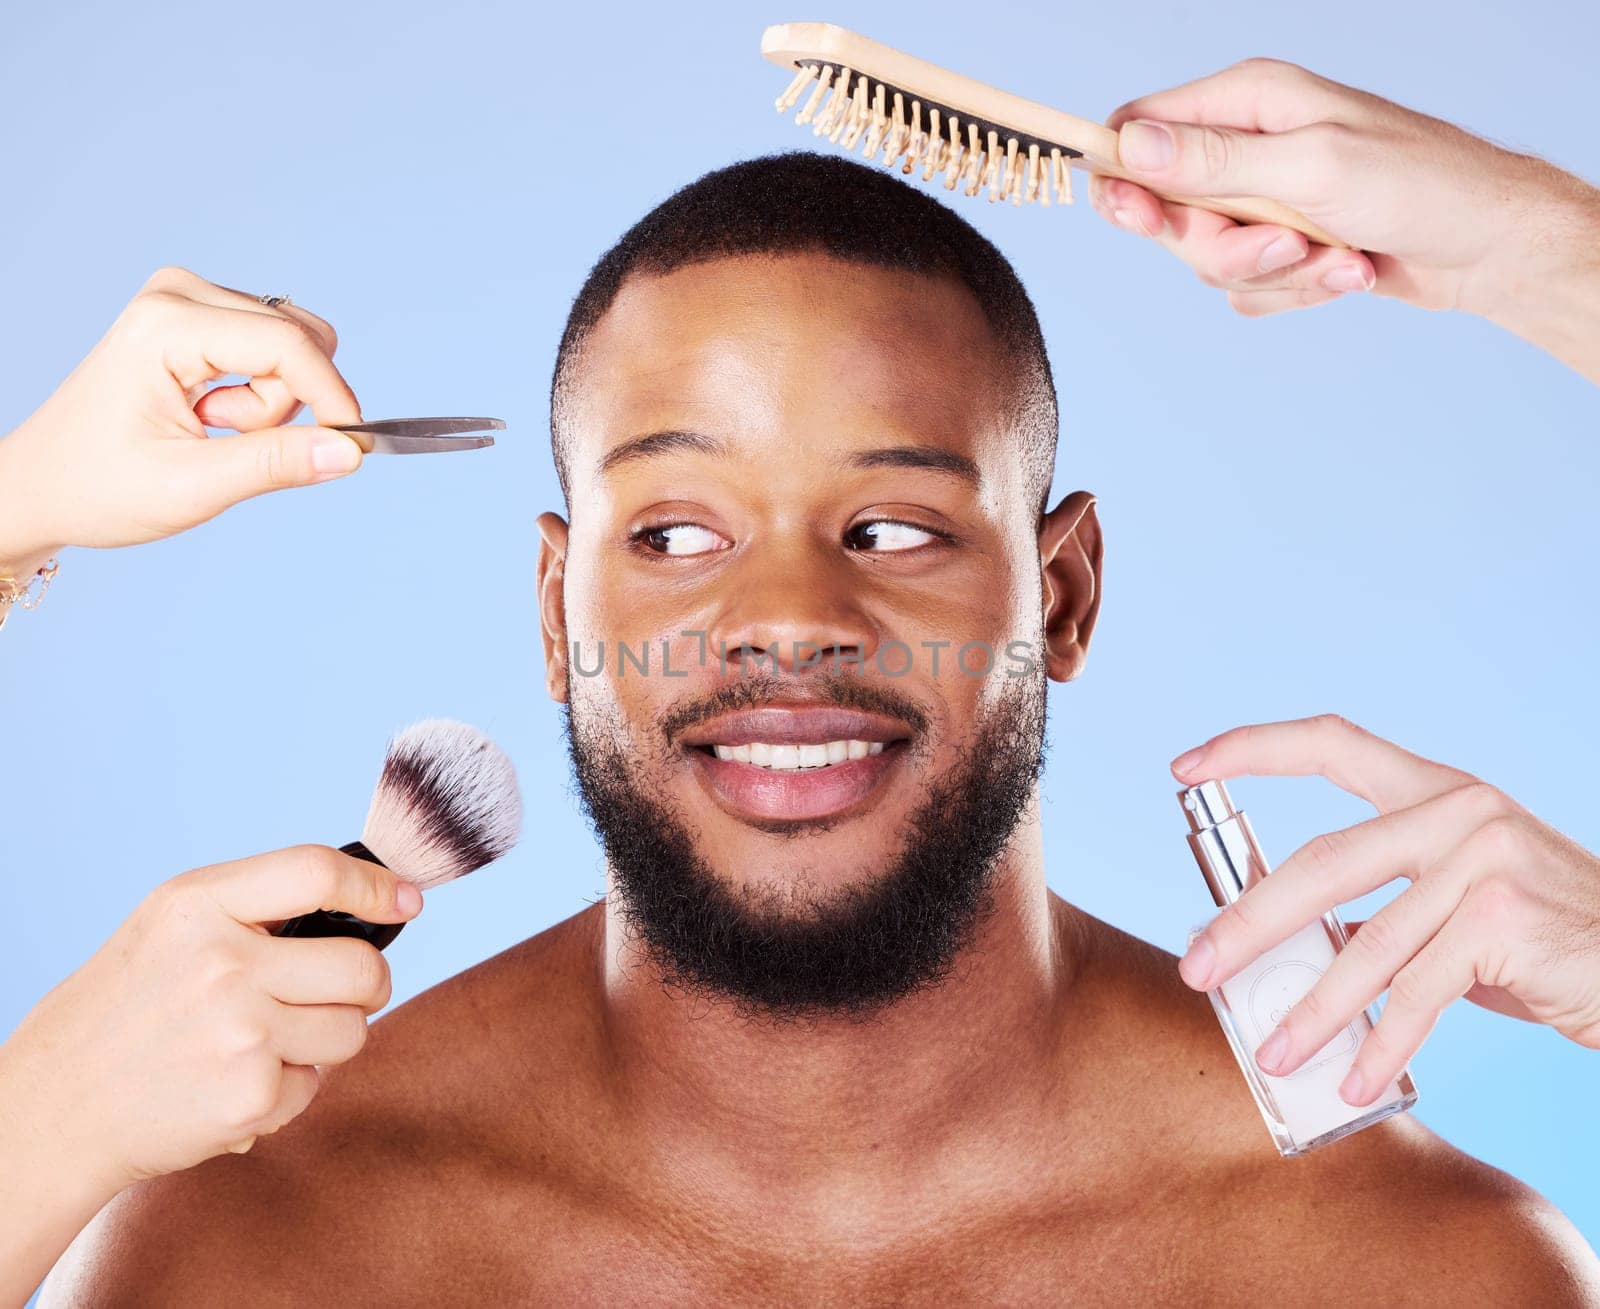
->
[1178,779,1418,1156]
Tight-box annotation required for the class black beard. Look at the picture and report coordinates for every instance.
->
[563,672,1047,1023]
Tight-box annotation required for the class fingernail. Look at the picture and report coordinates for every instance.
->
[1171,746,1207,775]
[1111,207,1150,237]
[1322,264,1372,293]
[1178,934,1216,989]
[395,881,423,916]
[1121,119,1176,171]
[1256,1027,1291,1075]
[1338,1067,1367,1105]
[311,434,361,478]
[1258,234,1304,274]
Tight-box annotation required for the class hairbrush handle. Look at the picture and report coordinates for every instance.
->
[272,841,406,952]
[1071,120,1347,248]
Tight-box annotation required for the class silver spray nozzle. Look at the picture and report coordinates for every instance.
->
[1180,778,1239,833]
[1177,779,1270,908]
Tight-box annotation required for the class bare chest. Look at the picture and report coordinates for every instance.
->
[278,1177,1320,1308]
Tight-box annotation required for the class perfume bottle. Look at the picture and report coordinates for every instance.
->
[1178,779,1418,1156]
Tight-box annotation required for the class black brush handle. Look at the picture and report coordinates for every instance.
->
[272,840,406,951]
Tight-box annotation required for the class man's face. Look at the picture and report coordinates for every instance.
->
[542,252,1096,1015]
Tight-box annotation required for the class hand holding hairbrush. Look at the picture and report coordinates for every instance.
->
[274,719,523,949]
[762,21,1348,247]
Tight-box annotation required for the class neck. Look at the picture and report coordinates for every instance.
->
[597,808,1083,1183]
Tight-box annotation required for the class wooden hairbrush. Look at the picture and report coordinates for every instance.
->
[762,22,1346,248]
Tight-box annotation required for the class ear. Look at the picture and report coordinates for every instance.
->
[536,511,571,703]
[1038,491,1102,682]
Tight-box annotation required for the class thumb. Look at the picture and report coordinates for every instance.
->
[180,426,364,516]
[203,845,424,927]
[1116,117,1325,202]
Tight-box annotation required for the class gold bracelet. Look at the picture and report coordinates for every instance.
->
[0,557,59,631]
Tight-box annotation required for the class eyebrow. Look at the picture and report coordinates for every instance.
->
[598,429,980,487]
[598,429,728,475]
[845,444,980,485]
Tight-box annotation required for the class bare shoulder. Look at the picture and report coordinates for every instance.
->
[1306,1121,1600,1303]
[1058,903,1600,1303]
[40,906,605,1308]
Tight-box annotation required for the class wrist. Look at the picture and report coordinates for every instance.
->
[0,1050,127,1306]
[0,551,60,597]
[0,422,65,576]
[0,1040,131,1208]
[1467,161,1600,338]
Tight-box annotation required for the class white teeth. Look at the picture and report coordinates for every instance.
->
[706,739,890,771]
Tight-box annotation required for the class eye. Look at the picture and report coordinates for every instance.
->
[845,519,943,552]
[632,523,730,557]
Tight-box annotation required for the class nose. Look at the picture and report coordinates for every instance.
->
[708,531,877,676]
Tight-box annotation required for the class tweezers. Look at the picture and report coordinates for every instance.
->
[330,416,505,454]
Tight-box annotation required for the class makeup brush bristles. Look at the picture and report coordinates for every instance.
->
[773,62,1076,207]
[361,719,523,890]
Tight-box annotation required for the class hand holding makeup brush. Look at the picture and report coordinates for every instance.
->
[0,719,519,1306]
[0,846,418,1305]
[0,264,366,586]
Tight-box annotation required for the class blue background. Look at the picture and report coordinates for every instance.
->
[3,0,1596,1272]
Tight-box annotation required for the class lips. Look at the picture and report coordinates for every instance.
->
[678,703,915,823]
[677,706,910,748]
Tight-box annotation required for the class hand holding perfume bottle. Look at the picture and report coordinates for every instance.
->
[1179,778,1417,1155]
[1172,713,1600,1127]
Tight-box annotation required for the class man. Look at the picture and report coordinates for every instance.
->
[46,143,1599,1303]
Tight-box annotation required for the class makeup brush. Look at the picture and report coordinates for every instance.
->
[274,719,523,950]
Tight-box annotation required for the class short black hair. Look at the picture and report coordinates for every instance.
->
[550,151,1057,513]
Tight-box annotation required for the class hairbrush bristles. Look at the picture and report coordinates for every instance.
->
[762,22,1348,245]
[361,719,522,890]
[770,52,1078,208]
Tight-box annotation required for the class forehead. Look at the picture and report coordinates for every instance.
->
[561,252,1016,486]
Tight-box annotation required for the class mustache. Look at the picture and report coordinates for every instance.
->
[656,671,932,744]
